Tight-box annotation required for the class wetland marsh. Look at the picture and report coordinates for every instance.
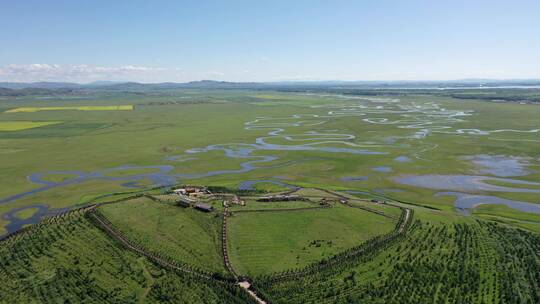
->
[1,90,539,236]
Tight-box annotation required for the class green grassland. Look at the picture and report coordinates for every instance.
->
[240,182,293,193]
[99,197,226,275]
[1,91,538,219]
[347,200,404,218]
[12,207,39,220]
[292,188,343,198]
[227,203,396,276]
[228,200,317,211]
[473,204,540,223]
[472,204,540,233]
[0,90,537,220]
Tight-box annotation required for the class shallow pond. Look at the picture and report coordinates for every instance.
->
[437,191,540,215]
[2,100,539,237]
[1,204,72,238]
[464,154,532,177]
[394,175,540,193]
[372,166,393,173]
[394,156,412,163]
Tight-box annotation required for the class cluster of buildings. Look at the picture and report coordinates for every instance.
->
[172,186,210,198]
[172,186,214,212]
[169,185,385,213]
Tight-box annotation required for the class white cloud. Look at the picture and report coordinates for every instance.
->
[2,63,533,83]
[0,64,188,83]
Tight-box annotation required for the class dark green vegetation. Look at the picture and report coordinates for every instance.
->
[0,211,256,303]
[255,219,539,304]
[0,190,409,303]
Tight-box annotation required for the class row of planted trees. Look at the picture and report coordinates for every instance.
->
[0,214,151,303]
[0,209,259,303]
[86,208,235,282]
[253,219,539,304]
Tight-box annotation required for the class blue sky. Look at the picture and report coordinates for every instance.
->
[1,0,540,82]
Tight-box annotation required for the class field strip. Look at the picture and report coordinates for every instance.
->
[0,121,63,131]
[231,205,331,214]
[5,105,133,113]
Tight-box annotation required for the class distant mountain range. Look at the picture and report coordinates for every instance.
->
[0,80,262,90]
[1,79,540,93]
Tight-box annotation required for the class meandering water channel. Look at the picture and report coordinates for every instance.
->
[2,96,539,236]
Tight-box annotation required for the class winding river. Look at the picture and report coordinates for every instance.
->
[2,95,539,237]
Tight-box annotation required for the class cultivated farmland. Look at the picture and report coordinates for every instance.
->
[0,121,62,131]
[5,105,133,113]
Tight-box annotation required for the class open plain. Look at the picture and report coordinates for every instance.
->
[0,87,538,303]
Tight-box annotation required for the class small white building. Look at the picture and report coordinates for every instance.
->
[173,188,187,195]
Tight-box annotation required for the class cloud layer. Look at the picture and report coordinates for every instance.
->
[0,64,192,83]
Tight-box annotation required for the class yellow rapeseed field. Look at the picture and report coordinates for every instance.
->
[0,121,63,131]
[5,105,134,113]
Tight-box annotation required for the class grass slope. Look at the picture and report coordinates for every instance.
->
[99,197,226,275]
[228,203,396,276]
[229,200,318,211]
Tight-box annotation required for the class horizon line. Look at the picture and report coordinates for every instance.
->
[3,78,540,85]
